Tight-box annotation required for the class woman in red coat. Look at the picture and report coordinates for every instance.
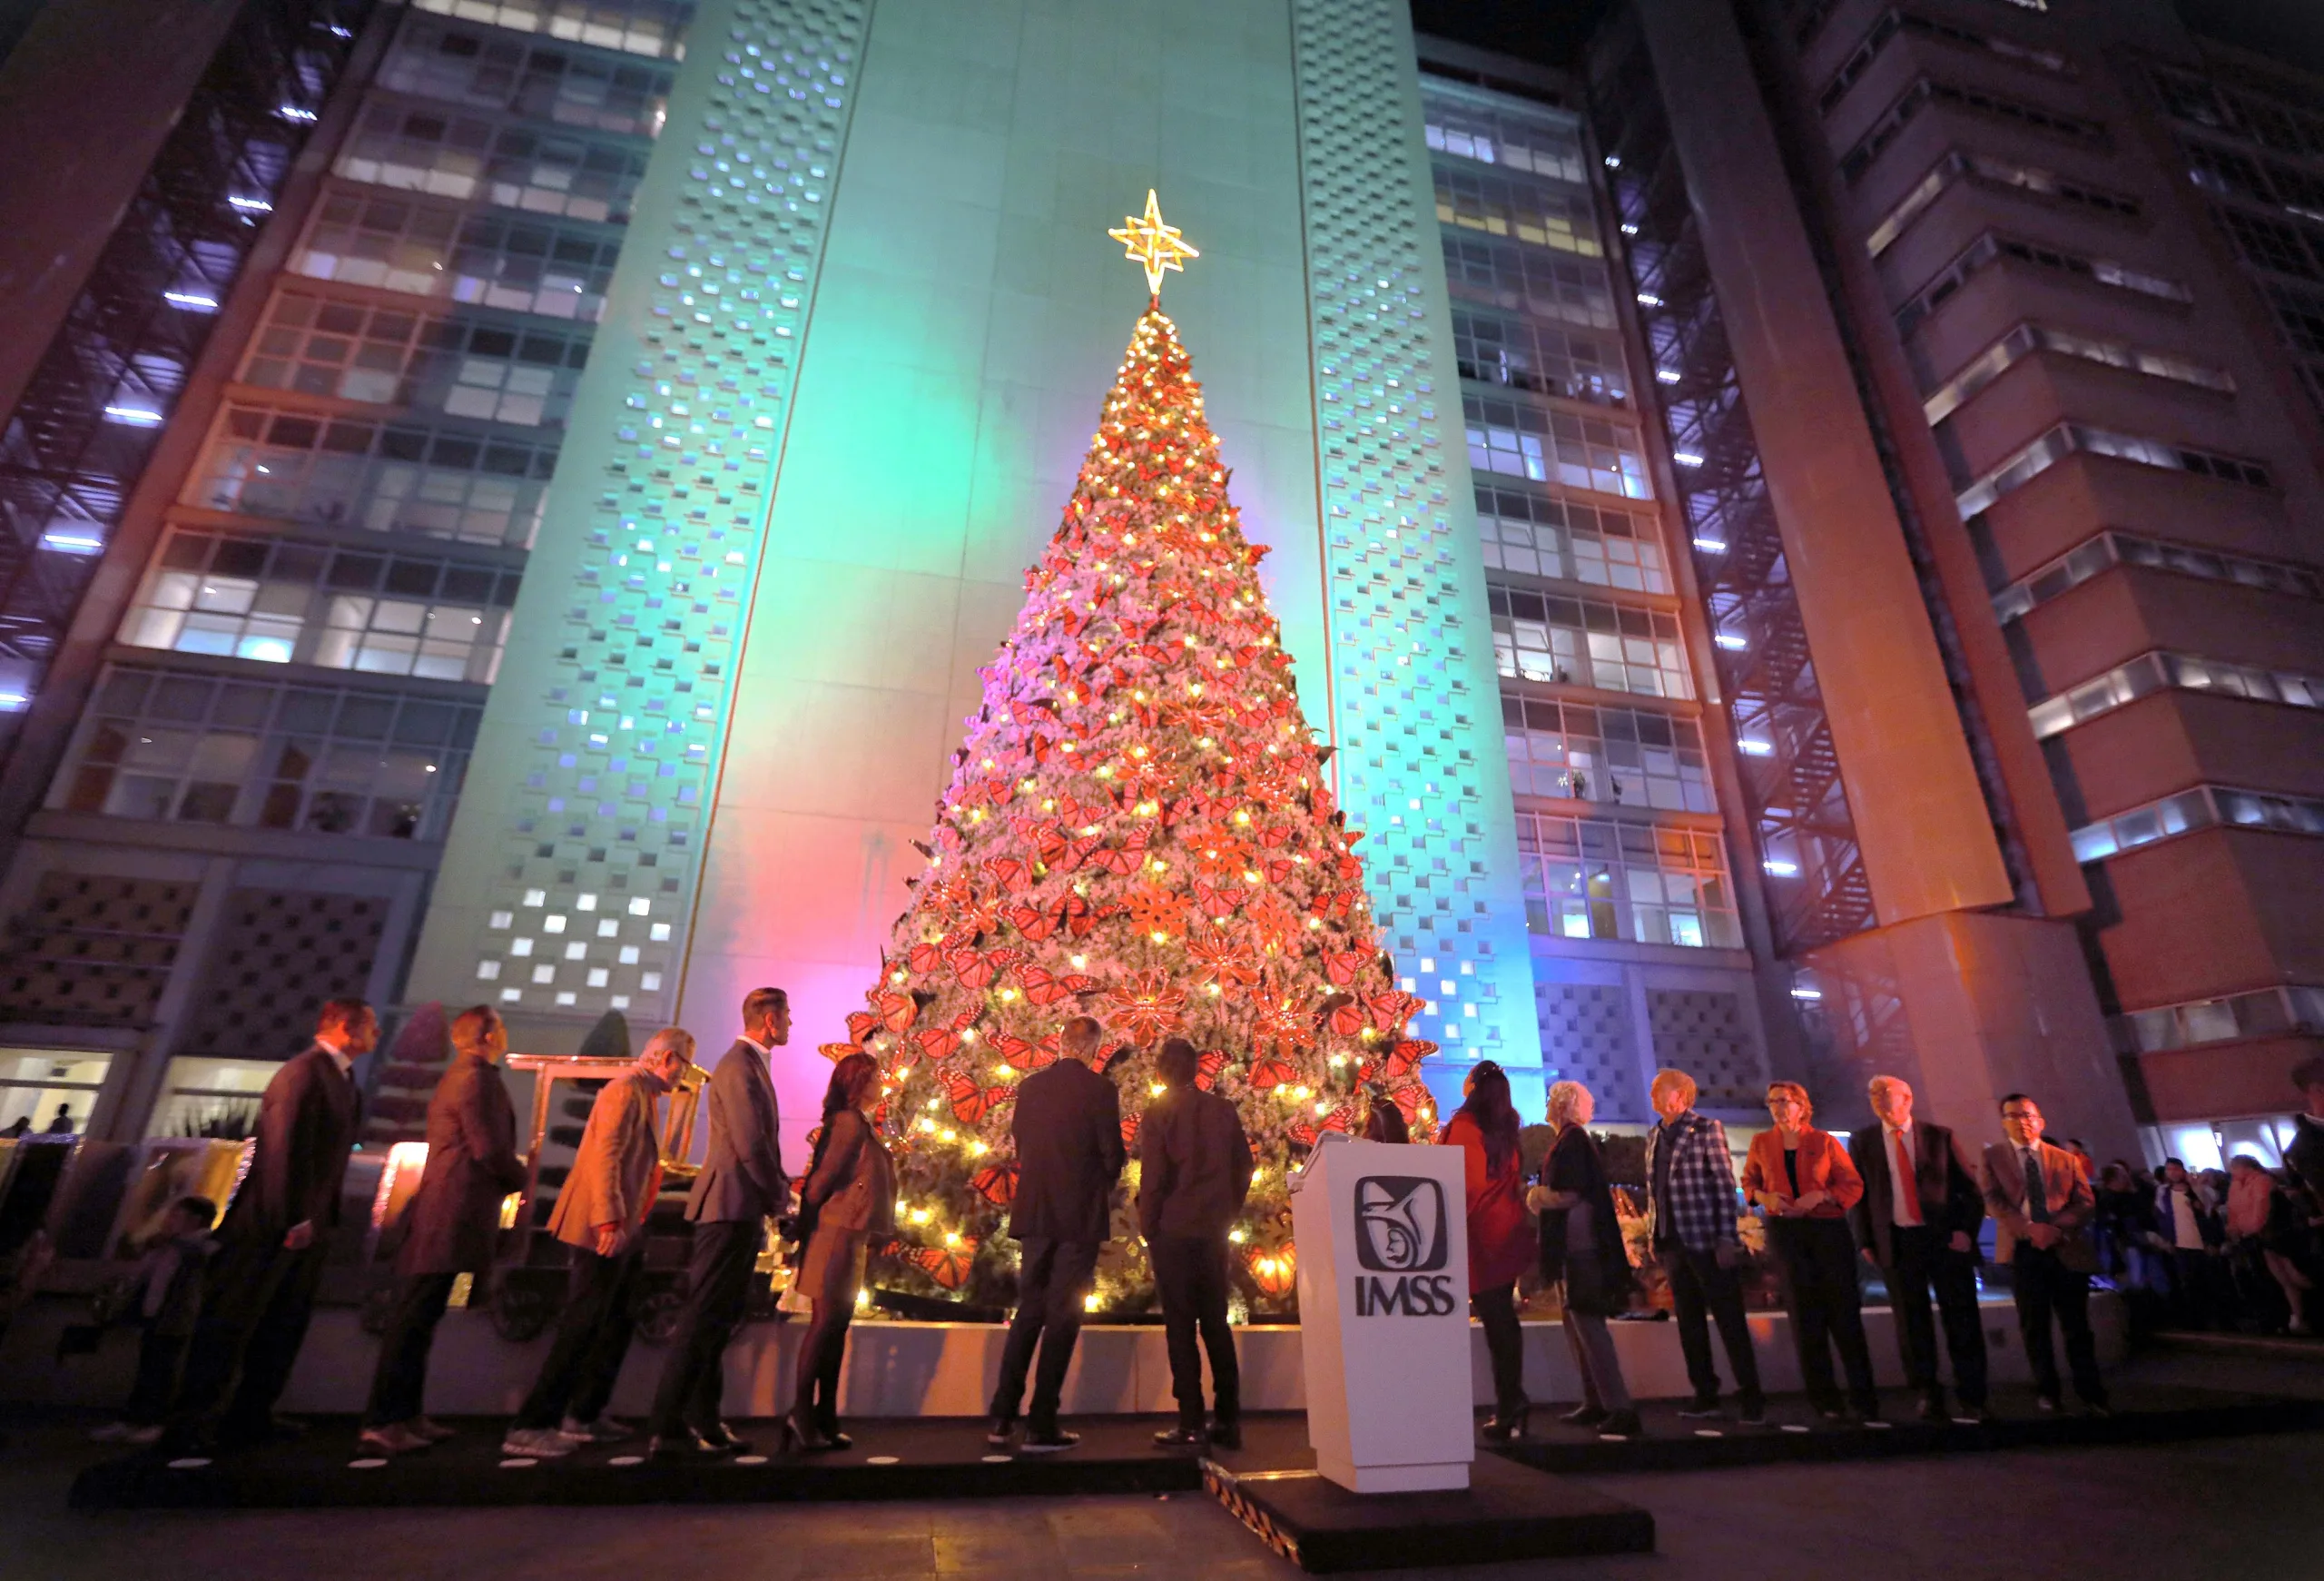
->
[1444,1059,1533,1440]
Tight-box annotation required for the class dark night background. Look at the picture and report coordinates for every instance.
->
[1408,0,2324,75]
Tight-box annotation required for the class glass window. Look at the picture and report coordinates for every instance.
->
[240,289,590,428]
[1513,812,1740,948]
[1463,394,1651,499]
[405,0,691,61]
[1502,691,1718,813]
[1421,98,1589,183]
[1452,311,1627,407]
[53,665,479,841]
[379,16,676,133]
[0,1049,113,1135]
[1442,236,1616,330]
[290,193,619,321]
[1474,484,1670,592]
[338,101,653,224]
[1489,587,1691,698]
[1433,167,1602,256]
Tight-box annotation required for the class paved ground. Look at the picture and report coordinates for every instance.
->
[5,1349,2319,1580]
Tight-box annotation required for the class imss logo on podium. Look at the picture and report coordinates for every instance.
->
[1353,1176,1458,1315]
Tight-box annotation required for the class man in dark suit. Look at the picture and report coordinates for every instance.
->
[1138,1037,1253,1451]
[359,1004,527,1455]
[1984,1092,2108,1415]
[1846,1074,1989,1421]
[647,987,789,1457]
[988,1014,1125,1453]
[166,998,375,1452]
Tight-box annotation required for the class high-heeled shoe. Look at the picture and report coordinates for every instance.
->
[1480,1404,1531,1443]
[778,1413,830,1455]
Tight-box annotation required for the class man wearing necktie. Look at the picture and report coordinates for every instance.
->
[1846,1075,1989,1421]
[1984,1093,2108,1416]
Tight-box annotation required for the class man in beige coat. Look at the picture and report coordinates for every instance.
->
[1983,1092,2109,1417]
[501,1029,694,1457]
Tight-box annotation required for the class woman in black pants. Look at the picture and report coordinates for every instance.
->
[786,1052,893,1451]
[1740,1081,1879,1423]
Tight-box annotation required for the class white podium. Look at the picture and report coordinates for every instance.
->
[1290,1137,1476,1492]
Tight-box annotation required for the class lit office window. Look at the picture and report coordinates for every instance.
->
[54,666,479,839]
[1442,236,1617,331]
[119,529,517,683]
[405,0,691,61]
[2028,651,2324,739]
[1488,587,1691,699]
[379,17,675,135]
[1922,322,2233,424]
[1955,421,2271,519]
[1502,691,1717,813]
[1513,813,1740,948]
[1452,311,1627,406]
[1463,394,1651,499]
[188,404,555,548]
[291,193,619,321]
[1473,484,1669,593]
[1992,529,2322,623]
[1423,104,1588,183]
[338,102,652,224]
[240,290,590,428]
[1433,167,1602,257]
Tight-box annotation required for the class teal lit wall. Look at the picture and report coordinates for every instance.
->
[409,0,1543,1145]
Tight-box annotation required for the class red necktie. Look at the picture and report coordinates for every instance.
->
[1892,1130,1923,1225]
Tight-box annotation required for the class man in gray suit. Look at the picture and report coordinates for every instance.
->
[648,986,790,1457]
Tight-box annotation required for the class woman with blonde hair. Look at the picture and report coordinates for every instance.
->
[1742,1081,1879,1422]
[1528,1080,1640,1438]
[785,1051,894,1450]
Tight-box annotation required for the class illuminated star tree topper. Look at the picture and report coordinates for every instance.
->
[1108,188,1199,299]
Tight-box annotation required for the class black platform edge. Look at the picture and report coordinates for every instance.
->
[68,1432,1207,1511]
[1204,1457,1654,1574]
[1492,1393,2324,1476]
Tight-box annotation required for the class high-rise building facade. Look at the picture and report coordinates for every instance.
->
[1,0,2312,1172]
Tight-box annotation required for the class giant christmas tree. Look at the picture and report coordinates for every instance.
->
[827,195,1437,1316]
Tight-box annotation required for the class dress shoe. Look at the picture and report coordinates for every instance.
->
[1021,1426,1080,1453]
[499,1428,574,1458]
[559,1415,635,1445]
[409,1417,458,1443]
[358,1423,431,1457]
[694,1422,752,1454]
[1559,1405,1609,1428]
[648,1430,727,1459]
[1596,1411,1644,1439]
[1207,1419,1242,1452]
[985,1418,1016,1447]
[1675,1399,1724,1420]
[1737,1401,1768,1428]
[1153,1425,1206,1449]
[1480,1405,1531,1443]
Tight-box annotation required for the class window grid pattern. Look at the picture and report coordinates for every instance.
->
[1290,0,1543,1068]
[2150,65,2324,163]
[1502,691,1716,814]
[239,289,592,429]
[54,665,479,840]
[1442,234,1617,330]
[1488,585,1691,699]
[2029,650,2324,739]
[2117,982,2324,1057]
[1868,149,2142,259]
[120,529,517,683]
[407,0,692,60]
[429,0,874,1022]
[1514,812,1741,950]
[379,15,676,136]
[1923,321,2234,424]
[1462,393,1650,499]
[1840,79,2106,188]
[1433,166,1602,257]
[1452,309,1627,407]
[1895,232,2191,340]
[1819,9,2069,117]
[2069,782,2324,865]
[338,95,655,224]
[1423,105,1588,184]
[290,189,623,320]
[1993,529,2323,623]
[189,403,556,547]
[1473,483,1669,593]
[1956,421,2273,520]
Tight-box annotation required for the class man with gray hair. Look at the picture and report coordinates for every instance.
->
[1645,1068,1764,1425]
[1846,1073,1988,1421]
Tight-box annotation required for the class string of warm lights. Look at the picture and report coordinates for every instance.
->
[821,198,1437,1319]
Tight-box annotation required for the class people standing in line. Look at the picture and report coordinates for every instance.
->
[649,988,791,1458]
[987,1015,1126,1453]
[1846,1074,1990,1422]
[2226,1154,2311,1336]
[1446,1060,1534,1442]
[2152,1157,2224,1329]
[1644,1069,1765,1426]
[787,1051,893,1451]
[502,1027,694,1459]
[1983,1093,2109,1416]
[1359,1086,1410,1145]
[1742,1082,1880,1424]
[165,999,376,1454]
[360,1005,528,1456]
[89,1196,218,1445]
[1529,1080,1639,1440]
[1137,1037,1254,1451]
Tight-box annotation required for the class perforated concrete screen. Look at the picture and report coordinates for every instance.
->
[1288,0,1543,1101]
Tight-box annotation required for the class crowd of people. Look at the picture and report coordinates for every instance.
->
[56,993,2324,1458]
